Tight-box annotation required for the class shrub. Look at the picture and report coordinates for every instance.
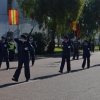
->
[32,32,49,54]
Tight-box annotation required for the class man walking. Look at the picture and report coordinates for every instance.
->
[12,34,34,82]
[72,39,80,60]
[59,36,71,73]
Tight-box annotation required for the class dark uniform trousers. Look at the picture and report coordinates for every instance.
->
[9,50,14,61]
[60,54,70,72]
[13,56,30,80]
[0,41,10,69]
[82,44,90,68]
[30,41,36,66]
[0,53,9,69]
[30,50,35,66]
[73,50,79,59]
[82,56,90,68]
[73,42,80,59]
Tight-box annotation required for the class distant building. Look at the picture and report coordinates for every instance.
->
[0,0,48,39]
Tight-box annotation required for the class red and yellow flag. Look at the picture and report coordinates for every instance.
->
[9,10,19,25]
[76,23,81,39]
[71,21,77,31]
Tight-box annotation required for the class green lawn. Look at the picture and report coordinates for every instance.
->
[54,46,99,53]
[95,46,99,50]
[54,47,62,53]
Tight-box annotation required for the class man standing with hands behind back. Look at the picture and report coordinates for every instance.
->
[59,36,71,73]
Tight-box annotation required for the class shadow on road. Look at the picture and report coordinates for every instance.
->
[91,64,100,68]
[0,73,66,88]
[0,81,25,89]
[0,64,98,89]
[71,69,83,73]
[33,73,65,80]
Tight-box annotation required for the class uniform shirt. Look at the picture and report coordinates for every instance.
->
[73,41,80,51]
[14,38,34,58]
[0,41,9,55]
[62,40,71,56]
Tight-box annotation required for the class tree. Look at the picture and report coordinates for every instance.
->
[17,0,83,51]
[79,0,100,40]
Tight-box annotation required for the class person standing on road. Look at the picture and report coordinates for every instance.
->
[91,42,94,53]
[72,39,80,60]
[59,36,71,73]
[0,36,10,70]
[82,40,90,69]
[30,38,37,66]
[12,34,34,82]
[9,38,16,61]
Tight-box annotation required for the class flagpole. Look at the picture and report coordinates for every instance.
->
[13,0,20,38]
[16,1,20,38]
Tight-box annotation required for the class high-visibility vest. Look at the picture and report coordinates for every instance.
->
[9,42,14,50]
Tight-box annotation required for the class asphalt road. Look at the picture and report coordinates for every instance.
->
[0,51,100,100]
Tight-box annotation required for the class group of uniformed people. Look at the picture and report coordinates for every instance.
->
[0,33,92,82]
[0,34,36,82]
[59,36,91,73]
[0,36,16,70]
[0,36,10,70]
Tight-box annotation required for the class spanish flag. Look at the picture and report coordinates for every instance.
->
[76,23,81,39]
[9,10,19,25]
[71,21,77,31]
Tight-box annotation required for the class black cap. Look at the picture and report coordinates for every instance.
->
[85,40,88,42]
[21,34,27,39]
[64,36,69,39]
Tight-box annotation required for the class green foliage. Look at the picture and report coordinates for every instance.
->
[17,0,85,52]
[32,32,49,54]
[79,0,100,38]
[17,0,83,32]
[17,0,35,18]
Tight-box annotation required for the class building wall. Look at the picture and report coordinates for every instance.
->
[0,0,48,39]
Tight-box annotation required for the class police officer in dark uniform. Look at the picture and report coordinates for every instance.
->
[59,36,71,73]
[30,38,36,66]
[91,42,94,52]
[0,36,10,70]
[12,34,34,82]
[82,40,90,69]
[72,40,80,60]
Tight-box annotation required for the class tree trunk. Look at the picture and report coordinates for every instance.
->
[57,35,60,47]
[47,23,56,53]
[98,32,100,51]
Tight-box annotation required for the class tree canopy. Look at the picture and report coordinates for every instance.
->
[17,0,83,33]
[79,0,100,39]
[17,0,100,49]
